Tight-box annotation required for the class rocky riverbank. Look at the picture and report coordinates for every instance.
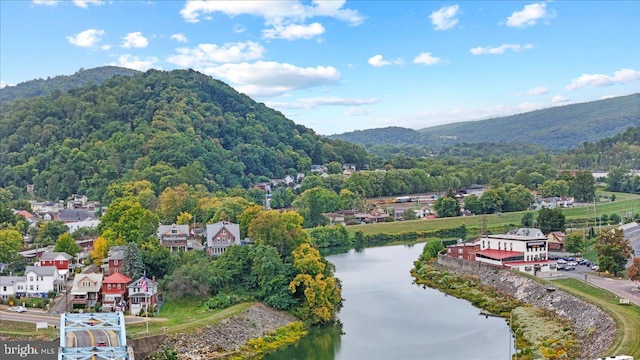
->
[157,303,299,360]
[476,269,616,358]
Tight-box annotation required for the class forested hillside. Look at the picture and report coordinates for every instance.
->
[0,69,369,201]
[331,94,639,152]
[0,66,139,103]
[421,93,640,149]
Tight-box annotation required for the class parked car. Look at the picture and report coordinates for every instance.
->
[591,265,600,271]
[7,306,27,313]
[564,265,575,271]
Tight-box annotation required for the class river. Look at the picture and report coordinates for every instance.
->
[265,242,512,360]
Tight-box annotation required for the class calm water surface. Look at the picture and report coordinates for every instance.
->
[265,243,511,360]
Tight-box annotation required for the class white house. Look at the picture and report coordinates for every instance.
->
[66,219,101,233]
[127,276,159,316]
[0,276,25,300]
[24,265,64,297]
[475,228,554,275]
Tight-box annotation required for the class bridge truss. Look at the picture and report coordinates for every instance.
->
[59,312,131,360]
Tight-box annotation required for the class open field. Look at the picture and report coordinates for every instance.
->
[346,191,640,238]
[126,299,253,338]
[550,278,640,358]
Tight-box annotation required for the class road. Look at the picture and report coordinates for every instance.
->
[544,263,640,306]
[65,328,118,348]
[0,309,151,326]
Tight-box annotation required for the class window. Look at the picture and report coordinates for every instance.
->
[29,277,34,282]
[458,249,463,254]
[107,284,112,290]
[82,281,91,287]
[510,243,513,251]
[30,285,34,290]
[222,229,226,234]
[114,260,118,265]
[2,286,6,291]
[36,285,39,290]
[117,284,121,290]
[171,229,177,234]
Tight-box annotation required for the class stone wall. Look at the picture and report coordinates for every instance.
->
[437,255,616,359]
[128,334,167,360]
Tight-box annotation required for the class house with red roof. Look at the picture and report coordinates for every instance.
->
[102,272,132,312]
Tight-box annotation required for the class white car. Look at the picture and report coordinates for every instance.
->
[7,306,27,313]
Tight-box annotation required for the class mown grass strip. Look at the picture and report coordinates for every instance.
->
[550,278,640,358]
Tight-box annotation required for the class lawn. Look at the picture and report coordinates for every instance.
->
[550,278,640,358]
[0,320,59,340]
[345,191,640,238]
[126,298,253,338]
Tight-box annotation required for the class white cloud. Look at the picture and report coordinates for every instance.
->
[506,2,554,28]
[263,22,325,40]
[523,86,548,96]
[413,52,441,65]
[66,29,106,48]
[0,81,8,89]
[201,61,341,98]
[470,43,533,55]
[167,41,265,68]
[295,96,379,109]
[180,0,364,26]
[170,33,188,43]
[565,68,640,90]
[101,44,111,50]
[344,107,372,116]
[368,54,403,67]
[110,55,158,72]
[551,95,569,104]
[121,32,149,48]
[73,0,104,9]
[32,0,59,6]
[233,24,246,33]
[429,5,459,31]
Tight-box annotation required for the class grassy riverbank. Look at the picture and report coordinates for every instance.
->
[550,278,640,358]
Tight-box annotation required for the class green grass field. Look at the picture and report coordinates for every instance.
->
[126,298,253,338]
[550,278,640,358]
[345,191,640,238]
[0,320,59,340]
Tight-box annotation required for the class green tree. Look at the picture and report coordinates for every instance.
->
[538,180,569,198]
[141,240,176,279]
[0,229,23,263]
[536,208,566,234]
[564,233,585,254]
[595,229,633,276]
[419,240,444,261]
[571,170,596,203]
[270,187,295,209]
[463,195,482,215]
[609,213,621,225]
[300,175,326,193]
[123,242,145,280]
[433,196,459,218]
[521,212,535,227]
[36,221,69,246]
[479,189,504,214]
[249,210,309,259]
[54,233,80,258]
[309,225,350,248]
[503,184,534,212]
[98,197,159,244]
[293,187,340,228]
[402,208,418,220]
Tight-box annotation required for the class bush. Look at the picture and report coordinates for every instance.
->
[205,293,250,310]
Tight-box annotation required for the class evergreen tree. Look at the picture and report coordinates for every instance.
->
[123,242,144,280]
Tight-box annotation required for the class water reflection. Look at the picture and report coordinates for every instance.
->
[266,243,509,360]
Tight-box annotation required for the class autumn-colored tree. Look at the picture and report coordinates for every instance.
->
[91,236,109,266]
[54,233,80,258]
[237,205,263,238]
[176,212,193,225]
[627,257,640,282]
[158,185,197,224]
[595,229,633,276]
[289,243,343,325]
[248,210,309,259]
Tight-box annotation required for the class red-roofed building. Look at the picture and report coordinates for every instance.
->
[474,228,554,275]
[102,272,132,312]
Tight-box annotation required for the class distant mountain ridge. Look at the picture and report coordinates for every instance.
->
[331,94,640,150]
[0,66,140,103]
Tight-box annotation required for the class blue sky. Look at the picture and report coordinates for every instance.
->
[1,1,639,135]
